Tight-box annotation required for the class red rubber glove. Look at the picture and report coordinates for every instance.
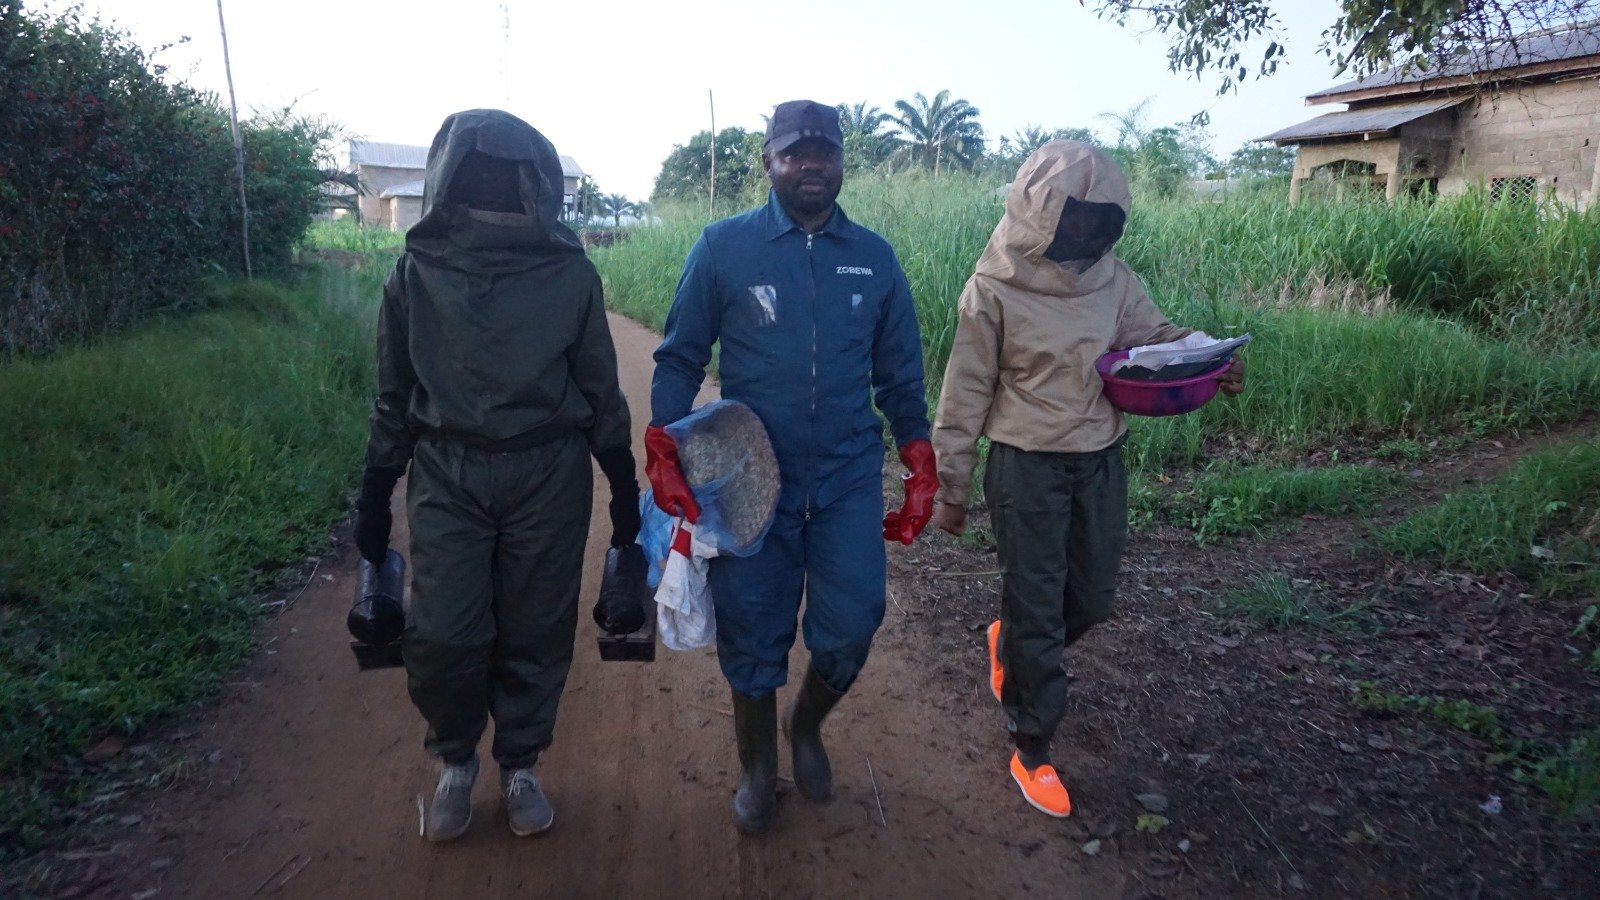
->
[644,425,700,523]
[883,439,937,545]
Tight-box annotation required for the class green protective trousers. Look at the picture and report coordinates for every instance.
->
[402,432,592,768]
[984,439,1128,745]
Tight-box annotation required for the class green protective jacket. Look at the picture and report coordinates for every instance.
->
[365,109,630,472]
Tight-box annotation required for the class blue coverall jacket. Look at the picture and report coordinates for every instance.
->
[652,192,929,695]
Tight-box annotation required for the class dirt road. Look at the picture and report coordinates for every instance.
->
[96,313,1107,899]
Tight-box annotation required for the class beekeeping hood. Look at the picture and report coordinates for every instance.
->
[405,109,584,273]
[975,140,1132,297]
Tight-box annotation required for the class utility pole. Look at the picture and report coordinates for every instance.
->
[501,1,511,104]
[216,0,251,279]
[707,90,717,219]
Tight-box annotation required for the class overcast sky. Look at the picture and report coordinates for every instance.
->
[60,0,1354,199]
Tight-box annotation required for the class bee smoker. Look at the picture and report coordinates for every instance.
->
[593,543,655,662]
[347,548,406,670]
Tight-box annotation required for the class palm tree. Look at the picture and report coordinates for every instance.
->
[1096,98,1155,151]
[997,125,1059,162]
[837,102,892,138]
[318,169,365,221]
[600,193,634,228]
[890,90,985,176]
[995,125,1102,170]
[836,101,899,168]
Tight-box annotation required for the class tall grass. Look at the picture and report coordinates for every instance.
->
[1123,190,1600,350]
[302,218,407,255]
[591,177,1600,474]
[0,268,377,855]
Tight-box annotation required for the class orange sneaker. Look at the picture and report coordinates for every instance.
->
[1009,752,1072,818]
[986,619,1004,703]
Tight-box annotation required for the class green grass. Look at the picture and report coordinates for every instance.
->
[1353,682,1599,821]
[0,267,377,857]
[1514,729,1600,825]
[1376,439,1600,595]
[301,218,406,254]
[1117,305,1600,475]
[1186,462,1399,542]
[592,179,1600,479]
[1122,189,1600,351]
[1213,572,1371,631]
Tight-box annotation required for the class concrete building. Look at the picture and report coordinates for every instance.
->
[1261,21,1600,206]
[379,180,425,232]
[344,140,589,229]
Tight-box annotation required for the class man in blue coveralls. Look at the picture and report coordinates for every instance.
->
[648,99,937,834]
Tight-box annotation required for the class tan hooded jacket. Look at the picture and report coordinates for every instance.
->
[932,141,1190,506]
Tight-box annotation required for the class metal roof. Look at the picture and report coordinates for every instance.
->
[1259,97,1466,144]
[349,140,428,169]
[380,180,426,200]
[349,140,588,181]
[1308,20,1600,102]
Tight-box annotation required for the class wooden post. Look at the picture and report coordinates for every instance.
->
[216,0,251,279]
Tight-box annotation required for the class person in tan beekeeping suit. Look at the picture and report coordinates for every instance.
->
[930,140,1244,817]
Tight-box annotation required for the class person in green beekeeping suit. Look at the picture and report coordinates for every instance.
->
[353,109,639,842]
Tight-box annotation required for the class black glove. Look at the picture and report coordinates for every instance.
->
[594,446,641,548]
[354,465,403,565]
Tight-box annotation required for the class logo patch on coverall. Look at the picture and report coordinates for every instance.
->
[748,285,778,326]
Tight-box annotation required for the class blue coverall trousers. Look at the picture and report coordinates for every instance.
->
[707,474,886,698]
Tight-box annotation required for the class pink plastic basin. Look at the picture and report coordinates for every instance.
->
[1095,350,1228,418]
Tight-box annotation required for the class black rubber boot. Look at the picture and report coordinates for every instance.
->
[784,665,844,803]
[731,690,778,835]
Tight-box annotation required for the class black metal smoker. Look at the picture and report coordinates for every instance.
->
[346,544,655,668]
[347,548,406,670]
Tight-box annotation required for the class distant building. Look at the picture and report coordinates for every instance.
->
[379,180,425,232]
[1260,20,1600,206]
[343,140,589,229]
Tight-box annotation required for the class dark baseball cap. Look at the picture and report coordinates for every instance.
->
[764,100,844,152]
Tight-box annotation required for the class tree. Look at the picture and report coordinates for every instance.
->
[890,90,986,175]
[1096,100,1219,197]
[650,127,764,205]
[837,101,899,171]
[1226,143,1296,179]
[599,193,634,227]
[988,125,1102,175]
[572,176,601,223]
[1085,1,1600,93]
[998,125,1100,160]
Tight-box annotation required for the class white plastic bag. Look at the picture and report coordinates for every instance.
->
[655,519,717,651]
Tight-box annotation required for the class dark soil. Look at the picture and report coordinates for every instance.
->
[888,420,1600,898]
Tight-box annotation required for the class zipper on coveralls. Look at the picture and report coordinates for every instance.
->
[805,230,817,522]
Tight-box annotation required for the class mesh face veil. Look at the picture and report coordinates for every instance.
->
[1042,197,1126,273]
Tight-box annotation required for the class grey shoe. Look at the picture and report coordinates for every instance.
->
[425,757,478,842]
[501,768,554,836]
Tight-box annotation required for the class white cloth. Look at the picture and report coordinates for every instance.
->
[655,519,717,651]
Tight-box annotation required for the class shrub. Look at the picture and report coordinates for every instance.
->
[0,2,336,352]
